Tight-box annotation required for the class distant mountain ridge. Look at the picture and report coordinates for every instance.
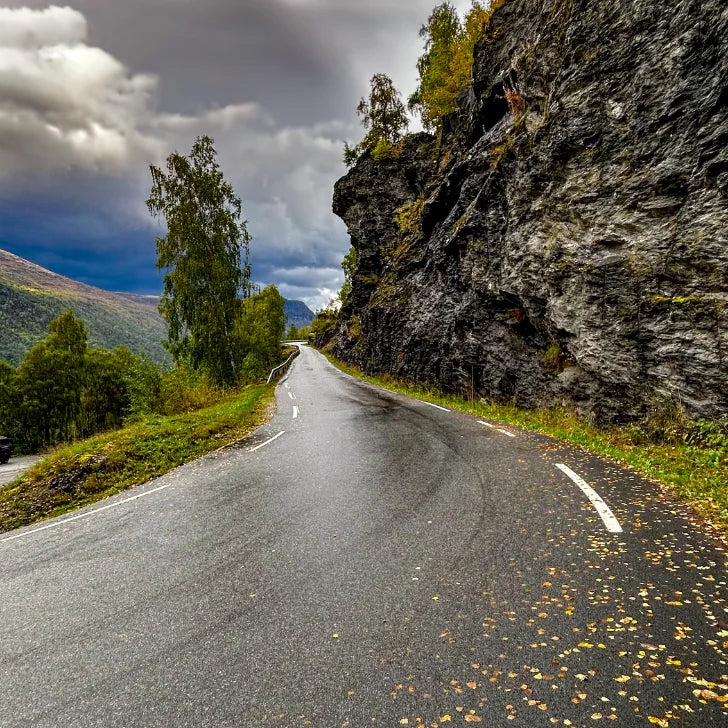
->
[284,299,314,329]
[0,249,168,366]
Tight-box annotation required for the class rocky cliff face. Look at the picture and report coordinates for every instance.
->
[332,0,728,423]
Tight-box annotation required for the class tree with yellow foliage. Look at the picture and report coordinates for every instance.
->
[408,2,494,131]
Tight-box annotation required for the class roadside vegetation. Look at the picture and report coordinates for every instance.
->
[310,305,339,347]
[0,384,273,533]
[320,351,728,537]
[286,323,312,341]
[0,136,291,531]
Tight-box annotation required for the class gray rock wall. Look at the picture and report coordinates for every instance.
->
[332,0,728,423]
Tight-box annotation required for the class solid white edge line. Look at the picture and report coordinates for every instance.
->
[417,399,450,412]
[248,430,286,453]
[3,429,290,544]
[293,406,299,419]
[478,421,516,438]
[0,480,180,544]
[555,463,623,534]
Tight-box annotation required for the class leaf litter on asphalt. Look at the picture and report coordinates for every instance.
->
[387,453,727,727]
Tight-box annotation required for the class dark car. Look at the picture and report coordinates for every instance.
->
[0,436,11,465]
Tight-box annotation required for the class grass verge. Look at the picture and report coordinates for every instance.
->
[0,384,275,534]
[321,350,728,537]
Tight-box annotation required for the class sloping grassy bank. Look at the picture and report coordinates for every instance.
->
[321,350,728,537]
[0,384,274,534]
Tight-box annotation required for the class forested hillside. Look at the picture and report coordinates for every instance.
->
[0,249,167,366]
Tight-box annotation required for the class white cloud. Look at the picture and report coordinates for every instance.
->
[1,1,488,307]
[0,5,351,309]
[152,103,277,135]
[151,103,352,309]
[0,5,161,175]
[0,5,86,47]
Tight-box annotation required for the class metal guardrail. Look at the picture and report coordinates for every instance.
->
[266,347,300,385]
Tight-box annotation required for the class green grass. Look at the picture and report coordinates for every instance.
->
[321,351,728,537]
[0,385,274,534]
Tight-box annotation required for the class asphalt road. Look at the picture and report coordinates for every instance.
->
[0,455,41,488]
[1,346,726,727]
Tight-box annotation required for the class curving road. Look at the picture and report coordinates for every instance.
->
[1,346,726,726]
[0,455,41,489]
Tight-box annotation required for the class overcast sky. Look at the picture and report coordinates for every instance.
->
[0,1,473,309]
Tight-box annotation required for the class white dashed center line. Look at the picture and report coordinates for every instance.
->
[293,406,299,419]
[417,400,450,412]
[556,463,623,533]
[249,431,286,453]
[477,421,516,438]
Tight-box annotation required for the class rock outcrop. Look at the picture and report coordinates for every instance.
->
[332,0,728,423]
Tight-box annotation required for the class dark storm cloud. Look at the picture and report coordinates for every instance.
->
[3,0,445,120]
[0,1,473,308]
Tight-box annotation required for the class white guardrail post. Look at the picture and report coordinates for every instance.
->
[266,345,301,385]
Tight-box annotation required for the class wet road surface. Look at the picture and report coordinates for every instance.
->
[0,346,726,726]
[0,455,41,488]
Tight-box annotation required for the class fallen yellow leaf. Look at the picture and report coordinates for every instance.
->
[693,689,728,703]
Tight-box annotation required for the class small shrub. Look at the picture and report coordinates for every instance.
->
[543,343,568,373]
[348,317,362,339]
[159,366,219,415]
[126,354,163,416]
[343,141,360,167]
[240,351,269,381]
[311,307,339,348]
[371,138,401,161]
[395,197,425,235]
[685,416,728,449]
[504,82,525,117]
[639,401,692,444]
